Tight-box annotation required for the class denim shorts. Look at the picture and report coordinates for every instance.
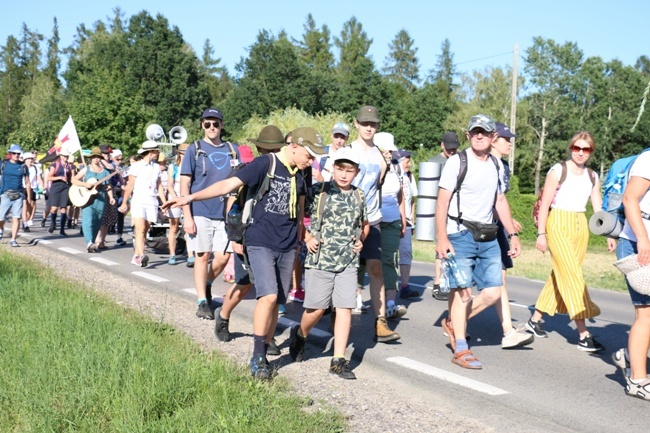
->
[246,245,295,303]
[616,238,650,306]
[0,192,24,222]
[448,230,503,290]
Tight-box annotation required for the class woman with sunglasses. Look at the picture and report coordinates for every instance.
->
[527,131,615,351]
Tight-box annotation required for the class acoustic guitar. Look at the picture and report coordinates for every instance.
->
[69,170,119,208]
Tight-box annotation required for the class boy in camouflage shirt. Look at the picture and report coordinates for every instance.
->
[289,147,368,379]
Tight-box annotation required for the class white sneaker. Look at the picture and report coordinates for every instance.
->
[27,220,34,226]
[502,326,535,349]
[386,304,407,319]
[0,229,3,238]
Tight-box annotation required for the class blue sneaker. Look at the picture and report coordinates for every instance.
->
[278,304,286,315]
[250,355,271,380]
[186,256,195,268]
[168,255,176,265]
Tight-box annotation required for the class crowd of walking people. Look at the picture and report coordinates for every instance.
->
[1,106,648,399]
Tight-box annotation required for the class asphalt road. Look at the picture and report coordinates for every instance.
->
[5,212,646,433]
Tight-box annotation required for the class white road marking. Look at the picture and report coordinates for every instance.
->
[277,316,331,339]
[182,288,196,294]
[59,247,82,255]
[131,272,169,283]
[510,302,532,310]
[89,257,119,266]
[386,356,509,396]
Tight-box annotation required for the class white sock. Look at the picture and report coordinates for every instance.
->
[387,300,395,309]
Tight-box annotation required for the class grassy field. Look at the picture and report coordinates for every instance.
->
[412,239,626,291]
[0,252,345,433]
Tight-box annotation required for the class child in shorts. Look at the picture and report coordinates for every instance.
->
[288,147,368,379]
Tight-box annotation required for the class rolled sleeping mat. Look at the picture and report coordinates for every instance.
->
[415,161,442,242]
[589,210,623,238]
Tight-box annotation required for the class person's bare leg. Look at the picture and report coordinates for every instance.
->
[366,258,386,317]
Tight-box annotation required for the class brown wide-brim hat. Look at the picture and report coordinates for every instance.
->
[88,147,103,158]
[248,125,285,150]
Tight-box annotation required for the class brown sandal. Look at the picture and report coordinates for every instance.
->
[442,318,456,351]
[452,349,482,370]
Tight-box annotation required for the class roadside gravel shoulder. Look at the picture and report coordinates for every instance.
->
[6,244,490,433]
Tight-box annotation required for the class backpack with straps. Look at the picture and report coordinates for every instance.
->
[193,139,238,177]
[225,153,276,244]
[531,161,596,228]
[601,148,650,224]
[310,181,363,264]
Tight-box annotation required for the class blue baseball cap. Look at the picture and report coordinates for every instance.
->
[495,122,518,139]
[202,107,223,120]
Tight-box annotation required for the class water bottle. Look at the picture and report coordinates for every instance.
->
[225,203,244,243]
[443,253,471,288]
[438,264,450,294]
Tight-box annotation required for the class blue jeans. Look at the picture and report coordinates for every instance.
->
[616,238,650,306]
[448,230,503,290]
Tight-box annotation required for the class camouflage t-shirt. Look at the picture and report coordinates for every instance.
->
[305,182,367,273]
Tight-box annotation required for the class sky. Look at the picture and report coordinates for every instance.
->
[2,0,649,81]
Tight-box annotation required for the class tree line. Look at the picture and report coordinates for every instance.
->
[1,9,649,194]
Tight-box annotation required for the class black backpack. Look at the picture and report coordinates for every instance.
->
[225,153,276,244]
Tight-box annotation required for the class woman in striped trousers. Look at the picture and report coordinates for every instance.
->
[526,131,616,351]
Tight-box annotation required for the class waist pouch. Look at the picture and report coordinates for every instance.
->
[5,190,22,201]
[462,220,499,242]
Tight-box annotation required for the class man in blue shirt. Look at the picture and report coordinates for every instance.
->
[0,144,32,247]
[180,108,241,320]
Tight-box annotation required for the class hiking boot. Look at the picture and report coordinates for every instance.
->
[289,325,306,362]
[626,377,650,401]
[329,358,356,380]
[399,285,420,299]
[375,317,400,343]
[213,307,230,342]
[196,300,214,320]
[386,304,407,320]
[612,348,630,378]
[140,255,149,267]
[431,284,448,301]
[502,325,535,349]
[525,318,548,338]
[250,355,271,380]
[577,334,605,352]
[267,338,281,356]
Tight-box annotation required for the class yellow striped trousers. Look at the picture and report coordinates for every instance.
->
[534,209,601,320]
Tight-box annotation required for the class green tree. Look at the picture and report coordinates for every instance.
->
[200,39,233,108]
[382,29,420,91]
[295,14,334,70]
[334,17,372,77]
[428,39,457,97]
[524,37,584,194]
[44,18,61,86]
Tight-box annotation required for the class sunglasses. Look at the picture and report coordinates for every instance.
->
[571,145,592,154]
[203,121,221,129]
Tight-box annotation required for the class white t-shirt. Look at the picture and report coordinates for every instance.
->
[620,151,650,242]
[550,163,594,212]
[351,140,385,224]
[24,165,42,189]
[128,160,161,206]
[381,169,402,223]
[438,151,504,234]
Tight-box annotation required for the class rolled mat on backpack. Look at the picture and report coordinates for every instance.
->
[589,210,623,238]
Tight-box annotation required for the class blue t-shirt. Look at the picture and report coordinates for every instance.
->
[180,140,240,219]
[236,154,306,253]
[1,161,28,193]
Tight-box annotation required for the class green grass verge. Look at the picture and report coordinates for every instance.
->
[0,252,345,433]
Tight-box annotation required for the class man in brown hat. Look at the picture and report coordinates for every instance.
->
[350,105,400,343]
[164,126,325,380]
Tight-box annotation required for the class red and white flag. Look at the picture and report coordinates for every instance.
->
[50,116,81,155]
